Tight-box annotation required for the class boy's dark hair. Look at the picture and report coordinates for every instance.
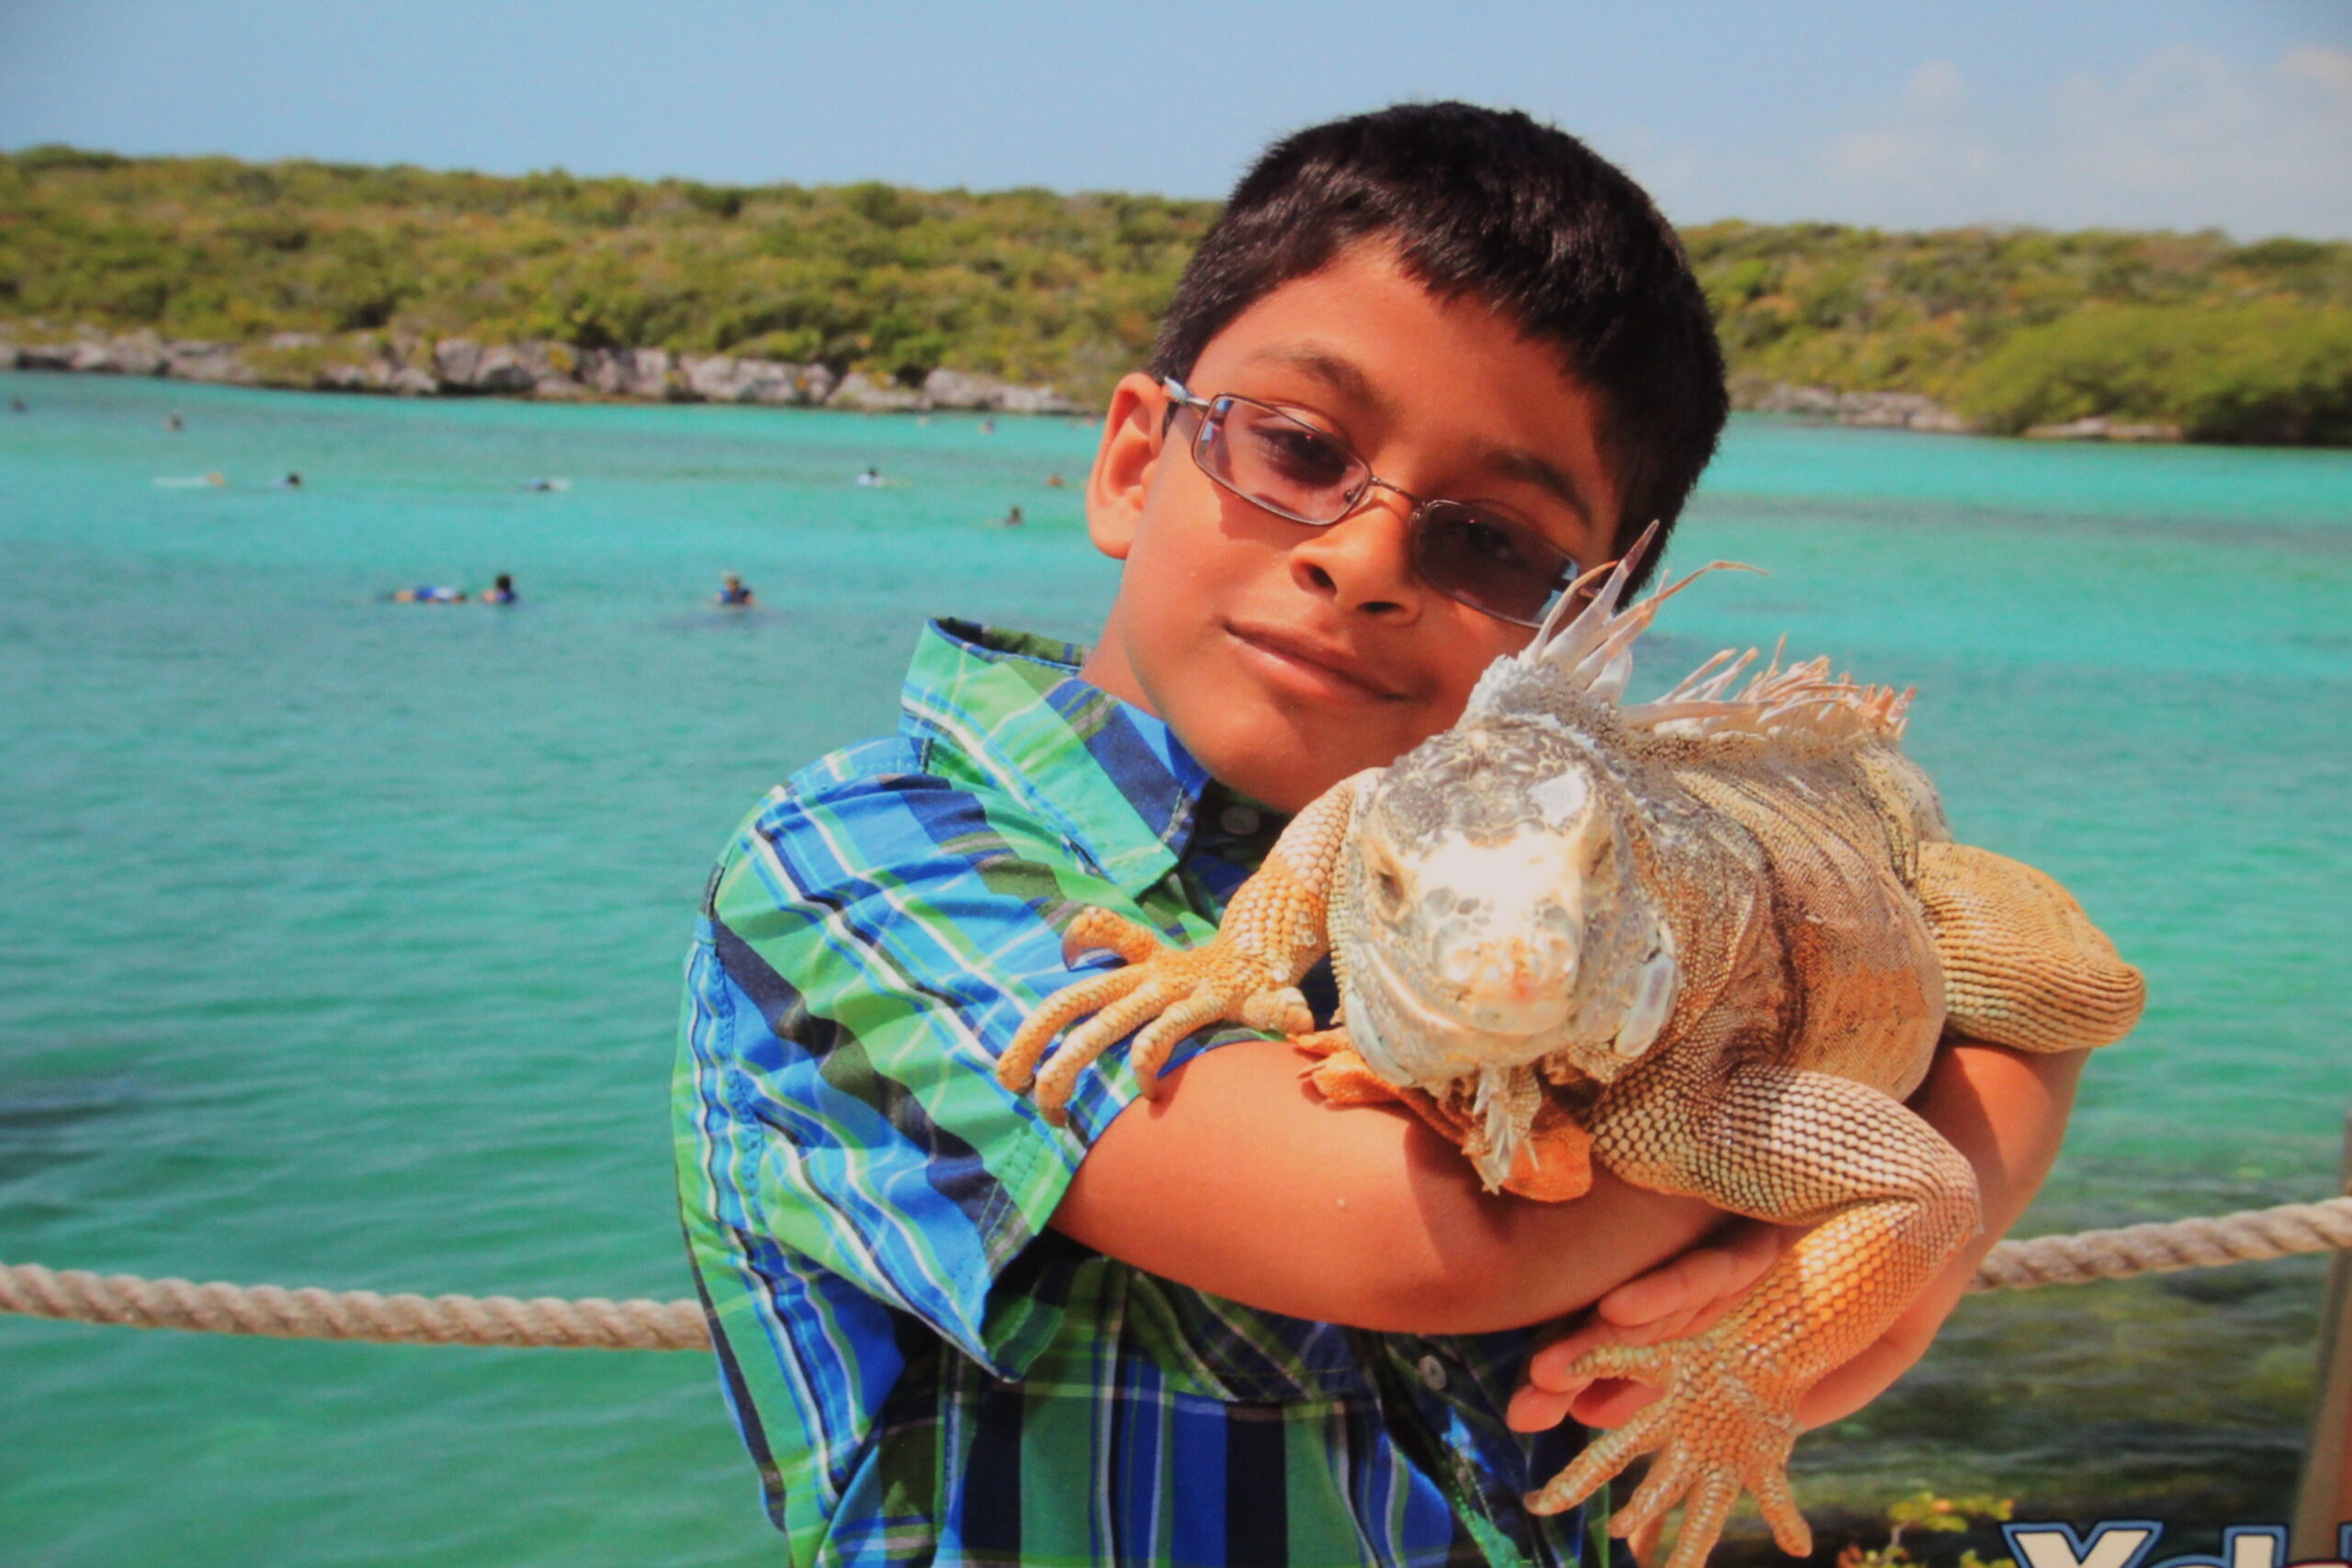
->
[1150,102,1725,588]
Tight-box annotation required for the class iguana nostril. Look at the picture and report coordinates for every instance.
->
[1443,935,1575,1003]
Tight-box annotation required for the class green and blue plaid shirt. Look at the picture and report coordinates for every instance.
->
[675,620,1588,1568]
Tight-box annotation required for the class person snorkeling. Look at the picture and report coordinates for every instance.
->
[390,585,467,604]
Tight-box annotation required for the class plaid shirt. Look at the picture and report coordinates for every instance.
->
[674,620,1588,1568]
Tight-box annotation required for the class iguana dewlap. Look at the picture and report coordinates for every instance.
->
[999,546,2143,1568]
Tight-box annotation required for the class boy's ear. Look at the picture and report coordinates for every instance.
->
[1085,373,1168,563]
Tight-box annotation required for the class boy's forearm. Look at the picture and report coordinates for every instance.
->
[1055,1034,2086,1343]
[1053,1040,1725,1333]
[1916,1039,2085,1252]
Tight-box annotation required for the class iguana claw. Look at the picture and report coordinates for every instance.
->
[997,908,1312,1123]
[1524,1328,1811,1568]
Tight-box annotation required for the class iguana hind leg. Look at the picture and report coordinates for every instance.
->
[1528,1060,1981,1568]
[1916,841,2143,1052]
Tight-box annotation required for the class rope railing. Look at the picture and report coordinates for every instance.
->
[4,1195,2348,1351]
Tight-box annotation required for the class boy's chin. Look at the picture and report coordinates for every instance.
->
[1191,716,1419,814]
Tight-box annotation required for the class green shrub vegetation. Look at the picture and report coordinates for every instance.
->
[0,147,1216,401]
[5,146,2348,438]
[1952,300,2352,443]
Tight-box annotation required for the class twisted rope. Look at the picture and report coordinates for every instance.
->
[3,1196,2347,1348]
[0,1264,709,1348]
[1965,1192,2352,1292]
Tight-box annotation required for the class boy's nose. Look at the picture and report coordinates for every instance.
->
[1289,492,1427,619]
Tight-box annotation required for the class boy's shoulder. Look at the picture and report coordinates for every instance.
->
[716,618,1214,901]
[781,733,930,799]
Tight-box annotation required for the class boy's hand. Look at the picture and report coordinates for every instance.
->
[1505,1219,1790,1433]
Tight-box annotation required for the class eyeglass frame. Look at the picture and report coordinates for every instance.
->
[1157,376,1583,627]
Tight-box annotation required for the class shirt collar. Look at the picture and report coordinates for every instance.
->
[899,619,1213,896]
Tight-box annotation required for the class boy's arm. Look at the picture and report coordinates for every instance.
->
[1052,1038,1733,1334]
[1057,1037,2081,1356]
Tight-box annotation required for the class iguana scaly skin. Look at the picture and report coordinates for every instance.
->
[999,547,2144,1568]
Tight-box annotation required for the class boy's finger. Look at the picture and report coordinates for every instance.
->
[1522,1308,1688,1393]
[1594,1248,1727,1326]
[1595,1221,1790,1327]
[1510,1373,1660,1432]
[1506,1384,1575,1433]
[1524,1321,1613,1388]
[1567,1376,1662,1428]
[1523,1337,1600,1391]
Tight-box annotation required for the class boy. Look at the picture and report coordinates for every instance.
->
[675,104,2085,1568]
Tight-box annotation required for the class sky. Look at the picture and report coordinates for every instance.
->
[3,0,2348,238]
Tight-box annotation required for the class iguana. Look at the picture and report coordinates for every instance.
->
[997,542,2145,1568]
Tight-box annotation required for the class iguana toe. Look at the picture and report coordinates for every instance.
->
[1012,905,1311,1122]
[1523,1329,1803,1568]
[1060,907,1169,968]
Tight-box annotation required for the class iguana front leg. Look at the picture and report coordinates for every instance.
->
[1526,1059,1981,1568]
[997,772,1374,1123]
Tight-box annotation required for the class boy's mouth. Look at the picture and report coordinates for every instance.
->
[1225,621,1405,702]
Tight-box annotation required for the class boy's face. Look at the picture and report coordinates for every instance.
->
[1081,243,1623,814]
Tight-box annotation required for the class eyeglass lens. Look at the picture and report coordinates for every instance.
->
[1193,397,1574,626]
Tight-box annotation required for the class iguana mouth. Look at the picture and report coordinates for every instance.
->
[1346,943,1560,1088]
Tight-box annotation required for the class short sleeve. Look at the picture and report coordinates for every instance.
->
[675,763,1235,1379]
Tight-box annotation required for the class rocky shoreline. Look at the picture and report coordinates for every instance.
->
[3,328,2188,441]
[1731,378,2185,442]
[0,325,1080,415]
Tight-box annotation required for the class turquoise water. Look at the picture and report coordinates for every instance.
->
[1,369,2345,1562]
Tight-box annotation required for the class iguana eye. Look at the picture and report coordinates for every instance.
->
[1582,827,1613,877]
[1370,867,1406,913]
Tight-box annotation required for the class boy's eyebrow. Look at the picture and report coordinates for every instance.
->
[1476,445,1592,525]
[1241,344,1394,420]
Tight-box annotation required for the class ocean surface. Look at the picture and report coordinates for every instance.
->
[1,368,2346,1563]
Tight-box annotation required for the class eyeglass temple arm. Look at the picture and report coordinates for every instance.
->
[1159,377,1214,423]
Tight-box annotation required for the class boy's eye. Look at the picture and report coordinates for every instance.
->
[1234,412,1356,492]
[1446,514,1537,570]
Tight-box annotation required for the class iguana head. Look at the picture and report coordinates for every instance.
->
[1334,534,1712,1186]
[1338,717,1679,1099]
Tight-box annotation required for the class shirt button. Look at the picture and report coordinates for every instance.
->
[1415,1354,1448,1393]
[1218,805,1261,836]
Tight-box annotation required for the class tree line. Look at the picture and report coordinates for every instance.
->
[4,145,2347,444]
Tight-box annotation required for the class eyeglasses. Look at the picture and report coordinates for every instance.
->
[1160,377,1582,626]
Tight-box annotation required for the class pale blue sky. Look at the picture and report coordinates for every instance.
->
[4,1,2347,236]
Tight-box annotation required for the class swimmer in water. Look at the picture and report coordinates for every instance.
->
[277,471,303,489]
[714,572,757,608]
[391,585,468,604]
[999,504,1024,528]
[481,573,517,604]
[854,466,881,487]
